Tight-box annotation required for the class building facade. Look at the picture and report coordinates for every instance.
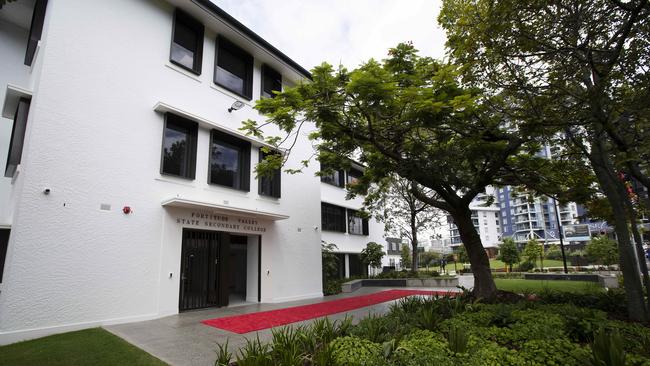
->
[0,0,362,345]
[319,162,387,277]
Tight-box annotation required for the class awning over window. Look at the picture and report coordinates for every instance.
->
[161,197,289,221]
[2,84,32,119]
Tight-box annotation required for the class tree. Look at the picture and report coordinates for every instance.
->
[400,244,412,271]
[360,242,385,275]
[586,236,619,267]
[455,245,468,264]
[321,241,339,281]
[523,238,543,269]
[366,177,442,272]
[420,251,442,268]
[246,43,531,299]
[440,0,650,320]
[498,237,520,272]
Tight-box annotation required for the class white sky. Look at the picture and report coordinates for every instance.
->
[212,0,447,70]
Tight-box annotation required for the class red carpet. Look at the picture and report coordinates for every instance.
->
[202,289,457,334]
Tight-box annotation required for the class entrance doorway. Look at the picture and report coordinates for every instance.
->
[179,229,257,311]
[228,235,248,305]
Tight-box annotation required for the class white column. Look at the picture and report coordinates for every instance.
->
[344,254,350,278]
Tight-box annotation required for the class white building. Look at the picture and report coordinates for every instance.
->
[319,162,387,277]
[0,0,391,345]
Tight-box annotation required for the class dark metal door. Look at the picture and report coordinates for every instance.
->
[179,229,228,311]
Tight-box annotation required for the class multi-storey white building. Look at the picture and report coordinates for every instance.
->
[0,0,392,345]
[319,162,387,277]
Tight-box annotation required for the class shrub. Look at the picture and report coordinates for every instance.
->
[519,338,590,366]
[392,329,452,366]
[329,336,382,366]
[323,278,343,296]
[518,260,535,272]
[537,289,627,317]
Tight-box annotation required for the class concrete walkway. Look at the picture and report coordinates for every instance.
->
[106,286,459,366]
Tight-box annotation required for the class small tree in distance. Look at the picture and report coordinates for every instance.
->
[400,244,412,271]
[498,237,520,272]
[360,242,385,276]
[523,238,544,269]
[586,236,619,268]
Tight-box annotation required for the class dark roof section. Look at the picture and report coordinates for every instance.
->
[192,0,312,80]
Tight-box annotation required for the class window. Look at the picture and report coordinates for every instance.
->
[320,163,345,187]
[161,113,197,179]
[25,0,48,66]
[258,148,281,198]
[261,64,282,98]
[346,167,363,185]
[321,203,346,232]
[0,229,9,283]
[5,98,31,177]
[347,209,369,235]
[215,37,253,99]
[170,9,204,74]
[209,130,251,191]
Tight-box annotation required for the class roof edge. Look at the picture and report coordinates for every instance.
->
[192,0,312,80]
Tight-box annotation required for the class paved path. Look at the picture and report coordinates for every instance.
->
[106,286,459,366]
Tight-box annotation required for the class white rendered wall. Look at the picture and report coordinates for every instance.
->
[0,0,321,344]
[320,182,386,272]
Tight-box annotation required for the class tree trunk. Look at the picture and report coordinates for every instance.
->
[588,141,648,321]
[411,218,418,273]
[452,206,497,299]
[628,207,650,309]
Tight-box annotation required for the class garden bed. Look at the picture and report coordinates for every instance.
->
[217,290,650,365]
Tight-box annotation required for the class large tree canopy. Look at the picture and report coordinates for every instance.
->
[244,43,537,298]
[440,0,650,320]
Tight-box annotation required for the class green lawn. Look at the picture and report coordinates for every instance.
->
[431,258,568,273]
[0,328,167,366]
[494,278,603,294]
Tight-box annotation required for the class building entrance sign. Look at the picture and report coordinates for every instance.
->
[175,211,267,233]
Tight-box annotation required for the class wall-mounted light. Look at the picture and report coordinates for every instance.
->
[228,101,245,113]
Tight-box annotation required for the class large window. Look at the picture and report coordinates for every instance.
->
[215,37,253,99]
[209,130,251,191]
[25,0,48,66]
[161,114,197,179]
[5,98,31,178]
[320,163,345,187]
[170,9,204,75]
[258,148,281,198]
[261,65,282,98]
[347,209,369,235]
[321,203,346,233]
[0,229,9,283]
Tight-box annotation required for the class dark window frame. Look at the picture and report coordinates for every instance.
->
[169,9,204,75]
[5,98,31,178]
[208,130,251,191]
[214,36,254,100]
[258,148,281,198]
[0,229,8,283]
[321,203,347,233]
[347,209,369,236]
[261,64,282,99]
[160,113,198,180]
[24,0,48,66]
[319,163,345,188]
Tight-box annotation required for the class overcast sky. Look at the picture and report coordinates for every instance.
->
[212,0,447,71]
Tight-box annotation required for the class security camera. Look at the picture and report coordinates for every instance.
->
[43,188,51,195]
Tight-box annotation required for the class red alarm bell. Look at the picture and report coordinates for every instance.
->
[122,206,132,214]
